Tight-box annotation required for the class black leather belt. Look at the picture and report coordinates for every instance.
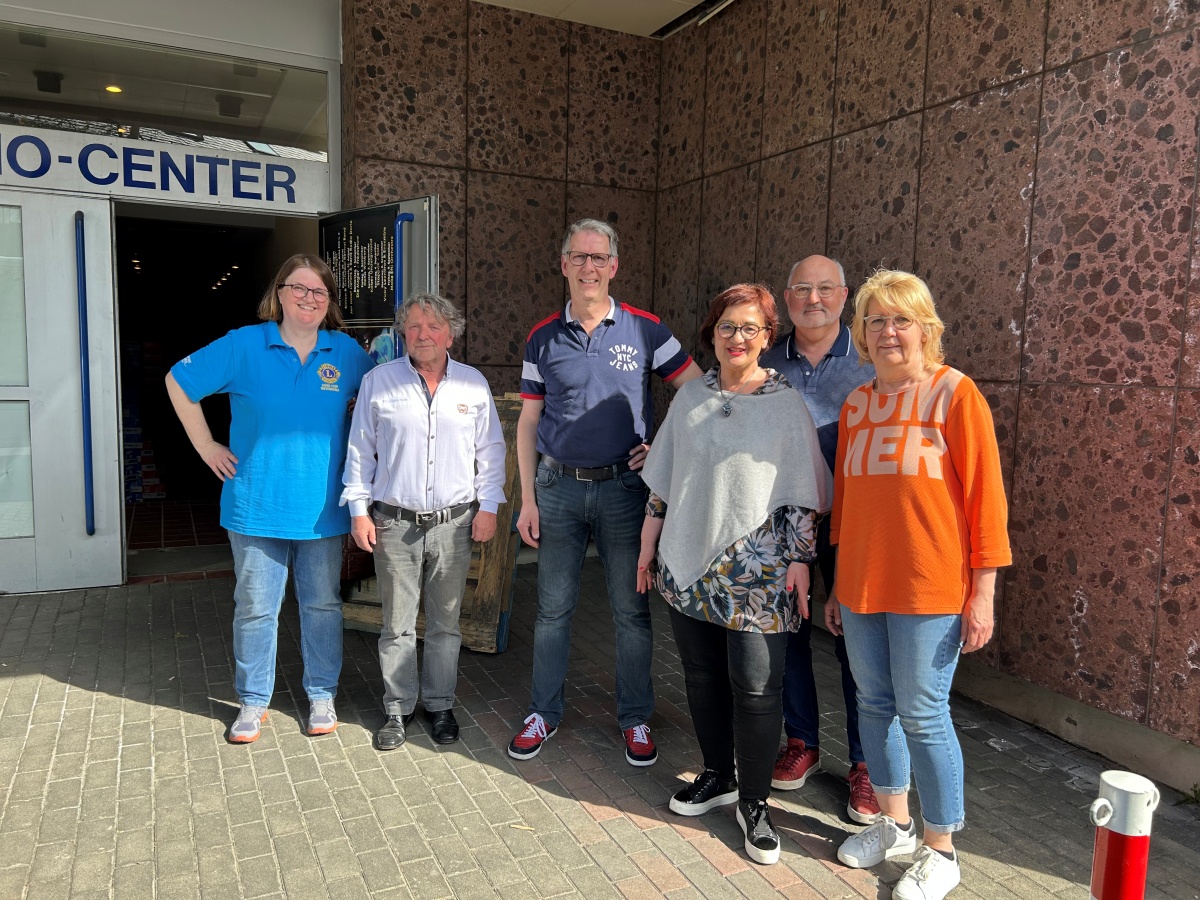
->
[372,501,473,528]
[542,455,632,482]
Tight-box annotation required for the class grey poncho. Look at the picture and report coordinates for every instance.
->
[641,374,831,591]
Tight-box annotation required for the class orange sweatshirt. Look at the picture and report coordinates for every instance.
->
[830,366,1012,615]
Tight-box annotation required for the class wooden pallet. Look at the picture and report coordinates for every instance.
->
[341,393,524,653]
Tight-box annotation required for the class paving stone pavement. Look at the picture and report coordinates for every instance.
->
[1,558,1198,900]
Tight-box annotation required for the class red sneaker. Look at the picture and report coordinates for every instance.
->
[623,724,658,767]
[847,762,881,824]
[508,713,557,760]
[770,738,820,789]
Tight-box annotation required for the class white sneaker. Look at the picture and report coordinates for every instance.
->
[837,815,917,867]
[892,846,961,899]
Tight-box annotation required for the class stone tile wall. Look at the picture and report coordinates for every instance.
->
[344,0,1200,745]
[342,0,661,396]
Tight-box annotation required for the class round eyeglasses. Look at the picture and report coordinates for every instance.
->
[715,322,763,339]
[280,282,330,303]
[864,315,914,332]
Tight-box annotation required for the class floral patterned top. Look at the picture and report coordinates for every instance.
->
[647,368,819,634]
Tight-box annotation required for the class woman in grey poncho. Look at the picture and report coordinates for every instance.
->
[637,283,830,866]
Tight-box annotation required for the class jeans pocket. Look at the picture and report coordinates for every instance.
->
[371,511,396,532]
[451,505,477,528]
[618,470,646,493]
[535,462,558,488]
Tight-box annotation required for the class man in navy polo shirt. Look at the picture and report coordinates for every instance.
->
[761,254,880,823]
[509,219,701,766]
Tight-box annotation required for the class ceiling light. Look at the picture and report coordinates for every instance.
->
[105,84,122,93]
[231,265,239,270]
[33,70,63,93]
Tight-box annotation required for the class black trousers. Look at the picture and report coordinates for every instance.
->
[668,606,788,802]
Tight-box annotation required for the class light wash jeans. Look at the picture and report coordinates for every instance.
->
[528,460,653,730]
[372,505,475,715]
[228,531,344,707]
[839,606,965,833]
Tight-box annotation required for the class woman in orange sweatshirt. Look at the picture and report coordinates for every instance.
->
[828,270,1011,900]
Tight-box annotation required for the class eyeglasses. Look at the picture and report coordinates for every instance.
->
[280,283,330,303]
[788,282,844,299]
[864,315,915,332]
[565,252,614,267]
[715,322,763,339]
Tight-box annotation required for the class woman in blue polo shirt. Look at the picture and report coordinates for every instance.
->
[166,253,373,744]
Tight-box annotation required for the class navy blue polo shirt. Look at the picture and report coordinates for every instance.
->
[761,324,874,474]
[520,298,692,468]
[170,321,375,539]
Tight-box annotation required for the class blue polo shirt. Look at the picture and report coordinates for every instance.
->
[520,298,692,467]
[761,324,874,474]
[170,321,374,539]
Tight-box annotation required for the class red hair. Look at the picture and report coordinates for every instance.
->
[699,283,779,351]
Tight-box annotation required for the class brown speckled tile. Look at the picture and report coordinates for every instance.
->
[1002,385,1173,722]
[755,143,831,322]
[926,0,1047,107]
[698,165,761,334]
[1046,0,1200,67]
[1150,389,1200,743]
[827,115,921,290]
[703,0,767,175]
[834,0,928,134]
[916,79,1040,382]
[654,181,703,356]
[1025,33,1199,386]
[475,364,522,397]
[659,30,706,190]
[344,0,468,167]
[566,185,656,311]
[1186,230,1200,386]
[353,160,468,314]
[763,0,838,155]
[567,25,659,191]
[468,4,568,179]
[975,380,1019,670]
[465,172,566,366]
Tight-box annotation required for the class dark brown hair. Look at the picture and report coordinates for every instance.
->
[257,253,345,330]
[699,283,779,351]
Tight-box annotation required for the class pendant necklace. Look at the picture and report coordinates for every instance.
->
[717,371,751,417]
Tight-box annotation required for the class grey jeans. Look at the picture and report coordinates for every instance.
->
[372,504,475,715]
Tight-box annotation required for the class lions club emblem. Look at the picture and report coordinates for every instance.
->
[318,363,341,391]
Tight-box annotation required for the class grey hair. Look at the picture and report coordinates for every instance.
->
[787,255,846,286]
[396,292,466,341]
[561,218,619,258]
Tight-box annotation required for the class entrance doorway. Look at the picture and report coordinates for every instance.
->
[114,205,317,581]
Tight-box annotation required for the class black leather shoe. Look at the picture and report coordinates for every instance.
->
[424,708,459,744]
[374,712,415,751]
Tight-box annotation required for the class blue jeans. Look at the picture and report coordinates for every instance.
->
[781,524,863,761]
[840,606,965,833]
[228,531,344,707]
[529,461,653,730]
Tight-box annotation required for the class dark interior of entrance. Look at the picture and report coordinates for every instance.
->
[115,209,316,579]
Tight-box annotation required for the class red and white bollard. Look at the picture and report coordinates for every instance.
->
[1089,770,1160,900]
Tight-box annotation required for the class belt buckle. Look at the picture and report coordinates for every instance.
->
[575,468,597,482]
[415,511,436,528]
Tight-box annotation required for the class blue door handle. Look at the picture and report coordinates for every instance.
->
[74,211,96,537]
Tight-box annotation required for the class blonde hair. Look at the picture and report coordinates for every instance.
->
[257,253,345,331]
[850,269,945,369]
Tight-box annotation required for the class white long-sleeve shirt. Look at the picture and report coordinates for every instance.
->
[341,354,506,518]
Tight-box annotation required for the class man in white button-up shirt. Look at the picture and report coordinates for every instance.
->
[342,293,506,750]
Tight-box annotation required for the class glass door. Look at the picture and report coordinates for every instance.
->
[0,188,121,592]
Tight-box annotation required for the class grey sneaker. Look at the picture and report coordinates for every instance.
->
[892,846,961,899]
[307,699,337,735]
[837,814,917,867]
[228,705,268,744]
